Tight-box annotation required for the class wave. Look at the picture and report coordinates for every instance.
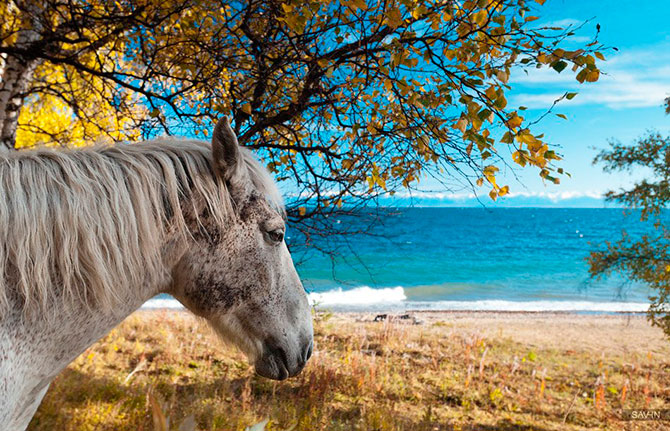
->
[141,287,649,313]
[308,286,406,306]
[141,297,184,309]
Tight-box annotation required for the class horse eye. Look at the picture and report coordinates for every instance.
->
[267,228,284,244]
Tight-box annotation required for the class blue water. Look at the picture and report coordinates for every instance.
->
[285,208,656,311]
[144,208,658,312]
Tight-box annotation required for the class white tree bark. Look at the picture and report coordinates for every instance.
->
[0,3,43,150]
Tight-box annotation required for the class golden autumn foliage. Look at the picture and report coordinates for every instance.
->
[0,0,606,215]
[16,60,145,148]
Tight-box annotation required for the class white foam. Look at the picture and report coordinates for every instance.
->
[141,290,650,313]
[142,297,184,309]
[308,286,406,306]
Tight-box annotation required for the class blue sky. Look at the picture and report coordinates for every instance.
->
[412,0,670,207]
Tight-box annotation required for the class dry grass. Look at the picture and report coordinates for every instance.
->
[29,310,670,431]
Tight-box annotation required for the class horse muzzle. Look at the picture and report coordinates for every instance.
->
[255,337,313,380]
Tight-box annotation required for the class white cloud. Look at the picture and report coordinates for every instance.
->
[510,43,670,109]
[536,18,582,28]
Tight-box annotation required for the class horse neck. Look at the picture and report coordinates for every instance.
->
[0,228,188,429]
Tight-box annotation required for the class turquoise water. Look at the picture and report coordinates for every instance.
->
[145,208,657,312]
[286,208,655,311]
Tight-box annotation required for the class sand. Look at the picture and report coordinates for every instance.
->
[328,310,670,356]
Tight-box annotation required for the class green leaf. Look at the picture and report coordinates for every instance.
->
[551,60,568,73]
[478,108,492,121]
[565,92,578,100]
[556,113,567,120]
[501,131,514,144]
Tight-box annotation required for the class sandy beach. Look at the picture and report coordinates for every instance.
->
[387,311,669,355]
[30,310,670,431]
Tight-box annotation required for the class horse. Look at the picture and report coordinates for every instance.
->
[0,118,314,430]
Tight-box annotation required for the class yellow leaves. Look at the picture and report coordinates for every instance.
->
[513,150,527,167]
[16,58,143,148]
[281,5,307,34]
[454,117,468,133]
[411,5,427,20]
[472,9,488,27]
[443,49,457,60]
[298,207,307,216]
[540,169,560,184]
[495,69,509,84]
[576,66,600,83]
[390,50,405,68]
[585,69,600,82]
[516,130,542,151]
[506,112,523,129]
[485,85,498,101]
[466,142,473,156]
[344,0,367,11]
[385,7,403,29]
[7,0,587,202]
[240,103,252,115]
[405,57,419,68]
[483,165,499,187]
[366,164,387,190]
[543,150,560,161]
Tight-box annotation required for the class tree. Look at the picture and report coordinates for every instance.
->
[589,115,670,336]
[1,0,605,232]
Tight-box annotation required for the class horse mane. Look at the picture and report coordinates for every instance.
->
[0,137,282,319]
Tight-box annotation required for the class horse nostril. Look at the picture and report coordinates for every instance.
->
[301,340,314,365]
[264,340,289,372]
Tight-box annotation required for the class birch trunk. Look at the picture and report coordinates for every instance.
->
[0,5,43,150]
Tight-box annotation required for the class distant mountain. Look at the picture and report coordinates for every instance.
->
[377,192,613,208]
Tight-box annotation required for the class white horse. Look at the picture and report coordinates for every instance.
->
[0,118,313,430]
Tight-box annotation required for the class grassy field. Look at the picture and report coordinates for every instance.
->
[29,310,670,431]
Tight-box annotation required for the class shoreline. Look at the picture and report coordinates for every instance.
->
[137,307,650,316]
[319,309,668,356]
[136,308,667,355]
[142,297,652,314]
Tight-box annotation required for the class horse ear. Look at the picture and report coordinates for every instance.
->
[211,117,247,186]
